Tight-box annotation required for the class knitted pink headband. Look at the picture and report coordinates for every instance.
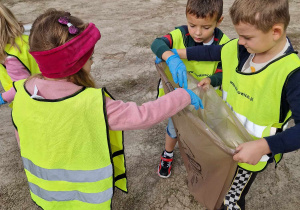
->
[30,23,101,78]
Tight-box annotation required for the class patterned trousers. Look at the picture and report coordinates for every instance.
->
[223,166,257,210]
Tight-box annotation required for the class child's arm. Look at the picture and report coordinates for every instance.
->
[176,48,187,59]
[161,50,174,62]
[176,47,223,89]
[1,87,16,104]
[174,46,223,89]
[234,70,300,165]
[0,94,6,105]
[5,56,30,81]
[233,138,271,165]
[151,36,188,88]
[265,70,300,153]
[106,88,203,131]
[175,45,223,61]
[151,34,173,60]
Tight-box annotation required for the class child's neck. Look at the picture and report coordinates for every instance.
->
[43,76,68,82]
[253,35,287,63]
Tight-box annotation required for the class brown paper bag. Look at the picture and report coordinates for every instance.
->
[156,63,253,210]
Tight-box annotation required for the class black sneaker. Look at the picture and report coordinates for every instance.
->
[157,152,173,178]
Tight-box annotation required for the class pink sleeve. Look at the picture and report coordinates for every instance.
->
[106,88,191,130]
[5,56,30,81]
[1,87,16,103]
[15,129,20,148]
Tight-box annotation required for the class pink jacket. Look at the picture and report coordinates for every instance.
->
[2,57,191,142]
[1,56,30,102]
[5,56,30,81]
[7,77,190,130]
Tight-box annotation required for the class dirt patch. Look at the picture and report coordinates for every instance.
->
[0,0,299,209]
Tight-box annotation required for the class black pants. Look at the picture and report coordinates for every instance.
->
[223,166,257,210]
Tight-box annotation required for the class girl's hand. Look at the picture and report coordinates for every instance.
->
[233,138,271,165]
[198,77,211,90]
[182,88,204,110]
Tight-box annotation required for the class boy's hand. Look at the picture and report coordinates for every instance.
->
[183,88,204,110]
[166,54,188,89]
[233,138,271,165]
[198,77,211,90]
[155,49,178,64]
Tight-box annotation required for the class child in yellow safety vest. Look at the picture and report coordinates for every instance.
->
[174,0,300,209]
[151,0,229,178]
[6,9,204,210]
[0,3,39,105]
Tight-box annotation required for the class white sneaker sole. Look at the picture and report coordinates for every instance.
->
[157,166,171,178]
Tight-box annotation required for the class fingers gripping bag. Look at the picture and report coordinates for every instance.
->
[155,63,253,210]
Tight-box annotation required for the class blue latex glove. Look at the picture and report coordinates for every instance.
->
[184,89,204,110]
[170,48,178,56]
[155,49,178,64]
[0,94,7,105]
[166,54,188,89]
[155,56,163,64]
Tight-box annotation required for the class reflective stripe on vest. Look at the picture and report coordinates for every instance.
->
[0,35,40,91]
[29,182,113,204]
[157,28,230,97]
[12,80,127,209]
[23,157,113,182]
[221,39,300,172]
[223,91,278,137]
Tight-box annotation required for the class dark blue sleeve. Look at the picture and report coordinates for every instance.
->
[265,69,300,155]
[186,45,222,61]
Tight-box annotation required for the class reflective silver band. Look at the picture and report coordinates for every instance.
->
[230,108,266,137]
[223,90,273,137]
[23,157,112,182]
[29,182,113,204]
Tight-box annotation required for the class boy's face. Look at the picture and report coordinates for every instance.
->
[235,22,276,54]
[186,13,222,44]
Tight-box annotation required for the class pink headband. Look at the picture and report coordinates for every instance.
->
[30,23,101,78]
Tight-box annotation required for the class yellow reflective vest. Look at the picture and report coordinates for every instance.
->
[158,27,230,97]
[0,35,40,91]
[221,39,300,172]
[12,80,127,210]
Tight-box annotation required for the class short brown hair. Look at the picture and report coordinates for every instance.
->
[186,0,223,21]
[29,9,95,87]
[230,0,290,33]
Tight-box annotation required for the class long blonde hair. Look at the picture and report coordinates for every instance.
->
[0,3,24,63]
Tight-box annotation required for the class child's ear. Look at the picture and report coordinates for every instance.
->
[216,16,224,27]
[272,24,284,41]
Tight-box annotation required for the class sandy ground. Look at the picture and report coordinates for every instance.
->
[0,0,300,209]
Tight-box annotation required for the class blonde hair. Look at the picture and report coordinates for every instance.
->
[186,0,223,21]
[230,0,290,33]
[0,3,24,63]
[29,9,96,88]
